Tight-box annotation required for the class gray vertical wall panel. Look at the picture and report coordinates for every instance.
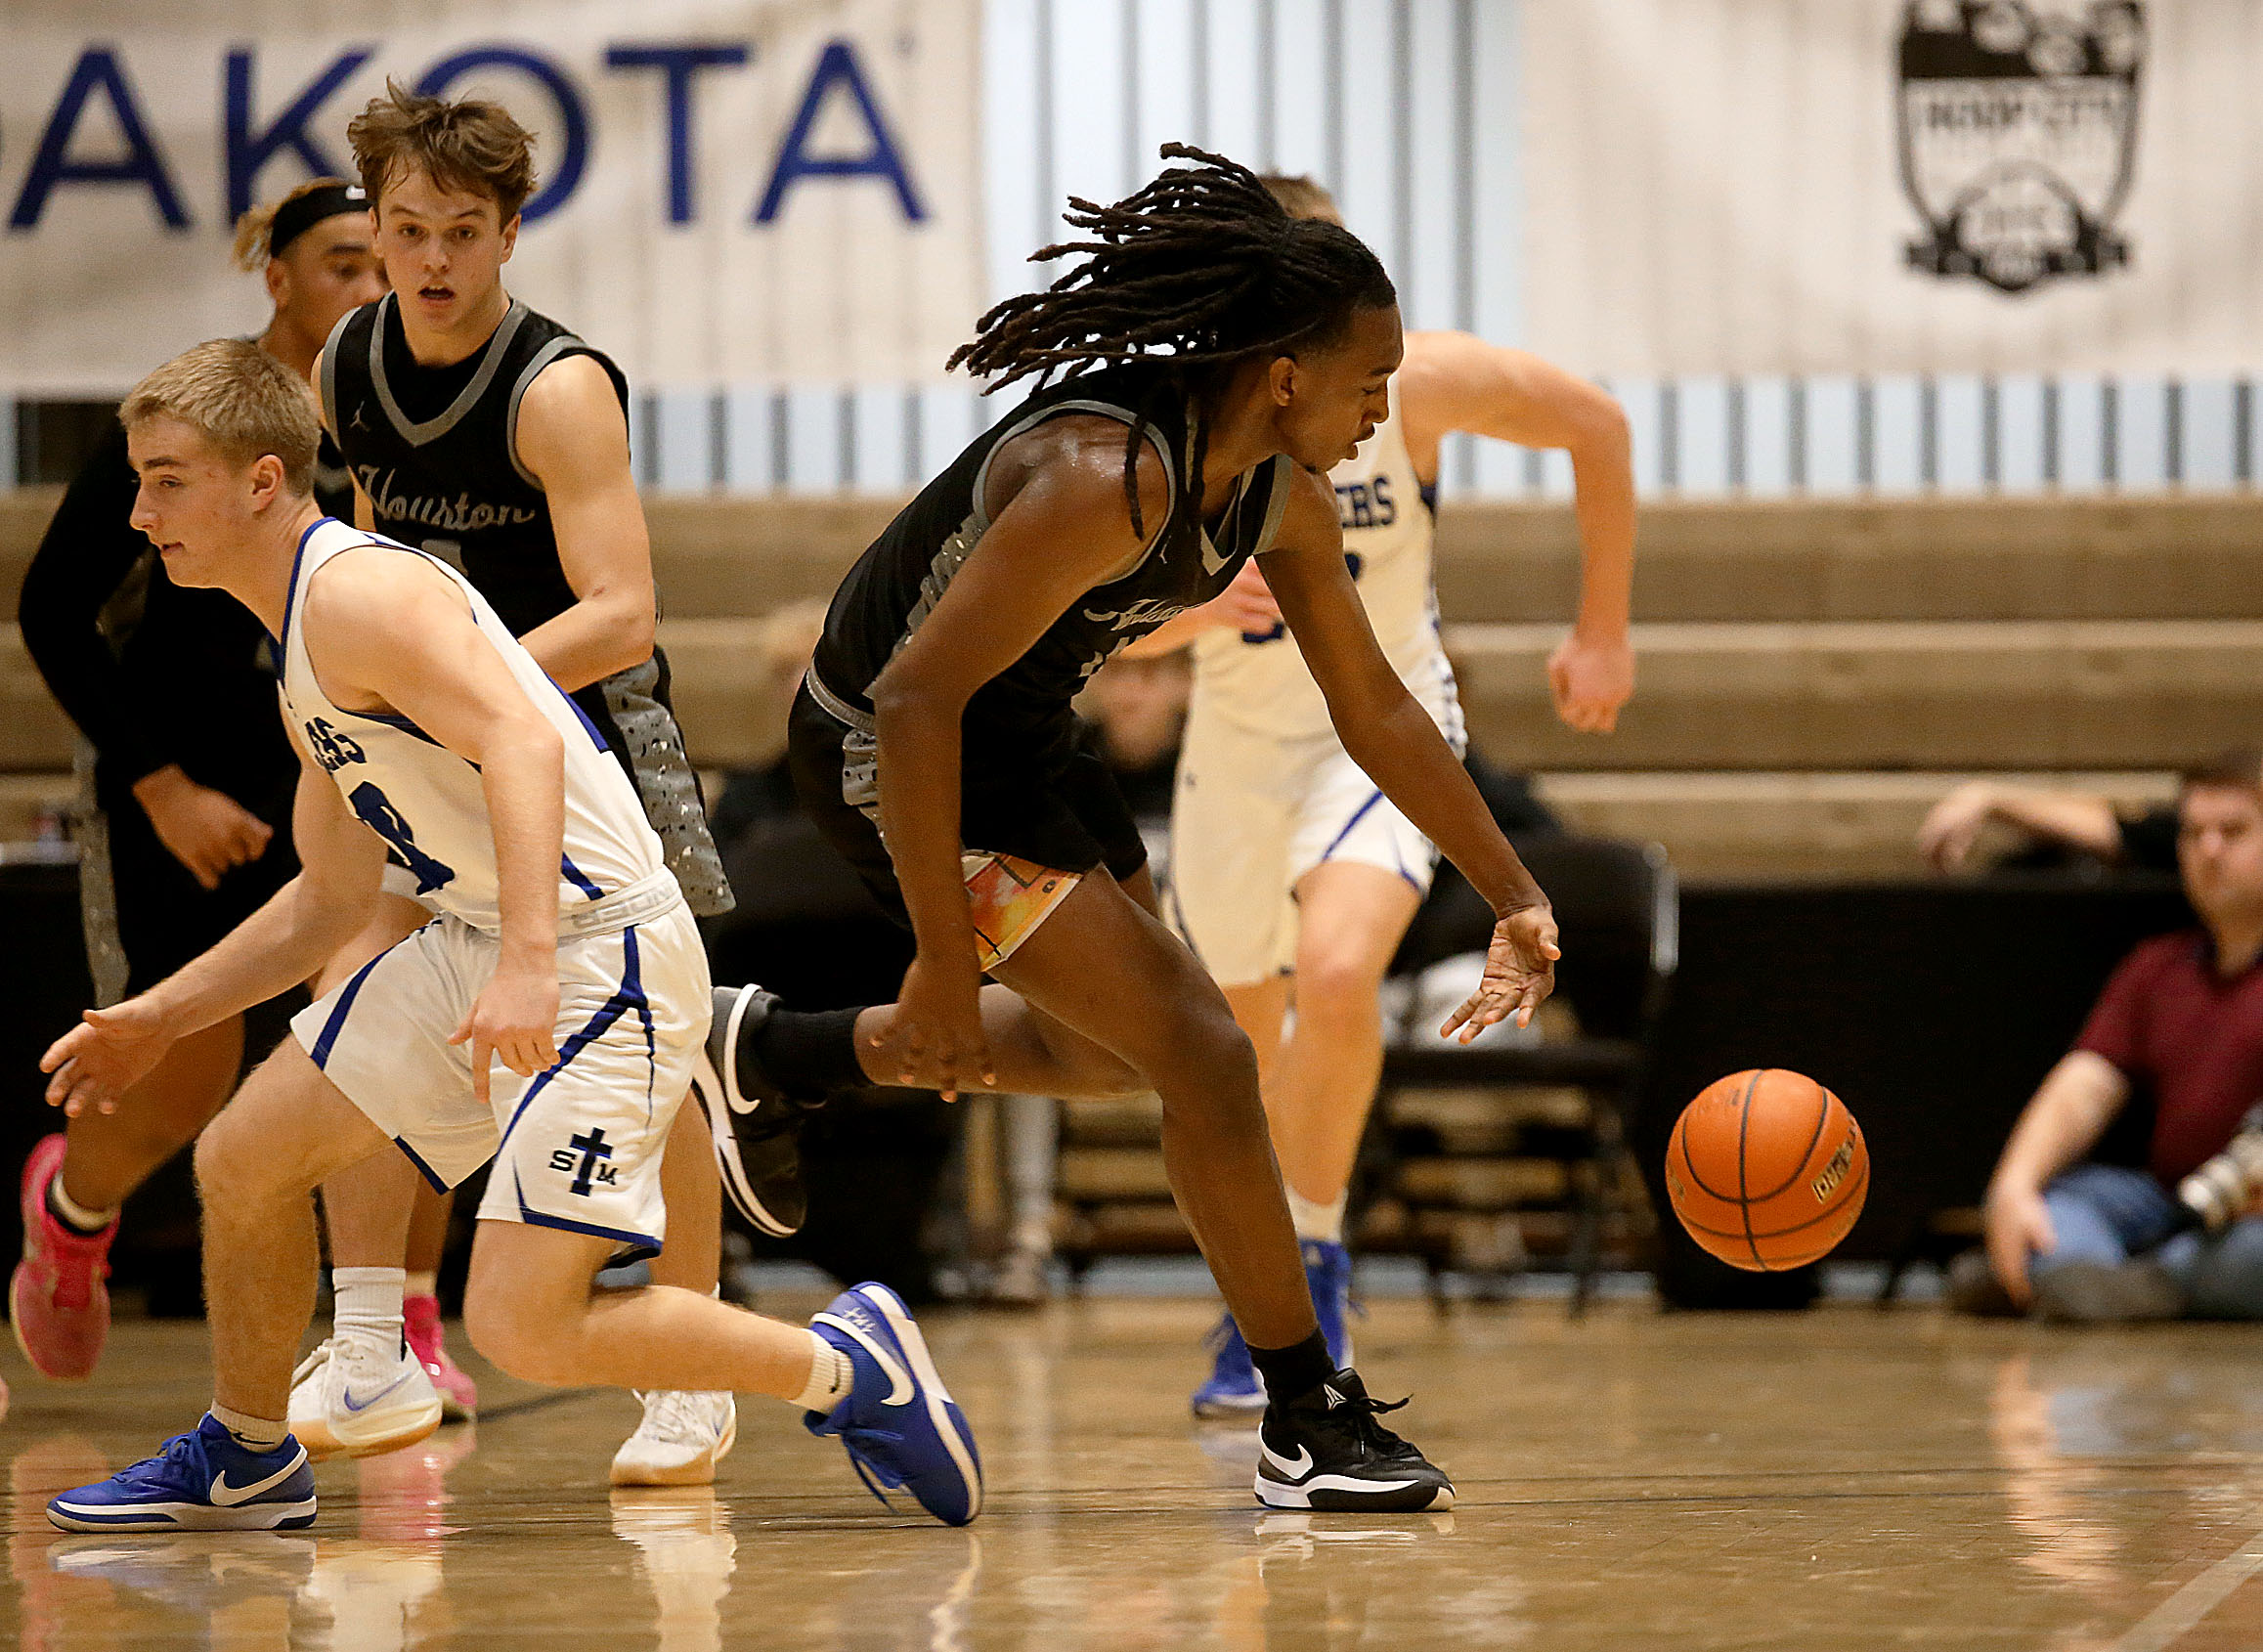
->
[1935,377,1986,495]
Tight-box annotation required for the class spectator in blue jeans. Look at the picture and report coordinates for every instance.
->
[1965,751,2263,1323]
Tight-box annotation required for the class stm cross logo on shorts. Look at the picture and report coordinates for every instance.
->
[551,1127,619,1196]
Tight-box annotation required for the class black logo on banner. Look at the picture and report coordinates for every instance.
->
[1896,2,2145,294]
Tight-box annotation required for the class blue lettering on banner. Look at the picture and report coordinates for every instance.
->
[604,43,751,225]
[225,48,371,220]
[756,39,927,224]
[9,48,190,230]
[415,47,588,223]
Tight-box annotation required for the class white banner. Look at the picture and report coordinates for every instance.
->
[1522,1,2263,377]
[0,0,982,395]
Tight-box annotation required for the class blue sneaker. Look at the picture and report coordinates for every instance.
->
[48,1416,316,1533]
[804,1282,982,1525]
[1302,1240,1357,1369]
[1191,1313,1266,1420]
[1194,1243,1358,1421]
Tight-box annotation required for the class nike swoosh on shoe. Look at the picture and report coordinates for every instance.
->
[1259,1440,1316,1478]
[340,1372,412,1413]
[812,1311,912,1406]
[209,1447,307,1506]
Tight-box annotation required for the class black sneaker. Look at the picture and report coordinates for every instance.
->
[1254,1369,1455,1513]
[693,985,818,1239]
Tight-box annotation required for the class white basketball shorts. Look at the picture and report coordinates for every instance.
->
[1169,688,1460,988]
[291,899,711,1258]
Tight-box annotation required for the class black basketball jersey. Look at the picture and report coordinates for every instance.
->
[812,364,1296,755]
[311,429,352,523]
[321,292,630,637]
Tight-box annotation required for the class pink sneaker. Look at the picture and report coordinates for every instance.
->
[404,1293,478,1420]
[10,1135,115,1381]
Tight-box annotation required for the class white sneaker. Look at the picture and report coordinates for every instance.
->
[287,1337,444,1461]
[610,1391,737,1487]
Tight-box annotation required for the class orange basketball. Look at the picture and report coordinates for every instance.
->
[1664,1069,1869,1272]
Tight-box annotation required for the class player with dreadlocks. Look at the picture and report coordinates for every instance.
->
[701,147,1559,1510]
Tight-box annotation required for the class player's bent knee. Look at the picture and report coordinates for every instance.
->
[460,1286,581,1385]
[462,1225,608,1385]
[1152,1003,1260,1101]
[191,1104,297,1211]
[1295,950,1391,1014]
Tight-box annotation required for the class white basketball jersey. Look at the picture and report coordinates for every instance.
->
[279,518,668,934]
[1190,377,1463,744]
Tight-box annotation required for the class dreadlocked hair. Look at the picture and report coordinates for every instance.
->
[949,144,1395,537]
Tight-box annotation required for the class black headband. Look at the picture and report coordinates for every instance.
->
[268,183,369,259]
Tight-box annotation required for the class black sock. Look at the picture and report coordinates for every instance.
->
[46,1180,110,1237]
[747,1006,867,1099]
[1248,1328,1335,1405]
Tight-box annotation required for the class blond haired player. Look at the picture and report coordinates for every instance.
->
[1128,174,1636,1416]
[14,180,382,1393]
[42,341,980,1533]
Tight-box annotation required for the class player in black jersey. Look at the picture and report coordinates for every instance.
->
[15,180,384,1387]
[704,149,1560,1512]
[287,85,738,1482]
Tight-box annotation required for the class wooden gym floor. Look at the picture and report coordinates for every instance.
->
[6,1295,2263,1649]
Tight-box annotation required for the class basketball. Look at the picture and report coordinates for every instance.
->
[1665,1069,1869,1272]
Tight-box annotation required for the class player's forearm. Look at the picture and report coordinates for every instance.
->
[479,724,566,967]
[1338,692,1546,917]
[139,874,370,1035]
[1567,415,1636,639]
[870,689,981,961]
[515,589,657,694]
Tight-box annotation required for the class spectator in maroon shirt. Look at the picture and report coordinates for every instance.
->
[1965,750,2263,1322]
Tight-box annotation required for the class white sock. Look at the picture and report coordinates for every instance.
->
[404,1271,439,1302]
[787,1332,854,1413]
[331,1267,407,1365]
[208,1403,287,1452]
[1286,1187,1347,1245]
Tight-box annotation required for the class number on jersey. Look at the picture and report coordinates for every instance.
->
[348,781,456,893]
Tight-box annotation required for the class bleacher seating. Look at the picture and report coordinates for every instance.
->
[6,489,2257,878]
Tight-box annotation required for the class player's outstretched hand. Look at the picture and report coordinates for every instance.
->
[451,961,561,1106]
[1441,904,1562,1043]
[1208,558,1284,636]
[40,998,176,1116]
[1546,631,1634,734]
[873,954,995,1103]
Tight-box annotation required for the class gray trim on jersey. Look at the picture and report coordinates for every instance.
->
[318,306,357,460]
[839,398,1184,739]
[502,335,580,492]
[368,293,532,446]
[69,739,128,1009]
[597,658,735,916]
[970,397,1179,549]
[805,662,876,736]
[894,508,985,663]
[1250,454,1296,556]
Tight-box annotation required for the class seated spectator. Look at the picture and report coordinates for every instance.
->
[1077,650,1191,826]
[1957,751,2263,1322]
[1921,780,2178,875]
